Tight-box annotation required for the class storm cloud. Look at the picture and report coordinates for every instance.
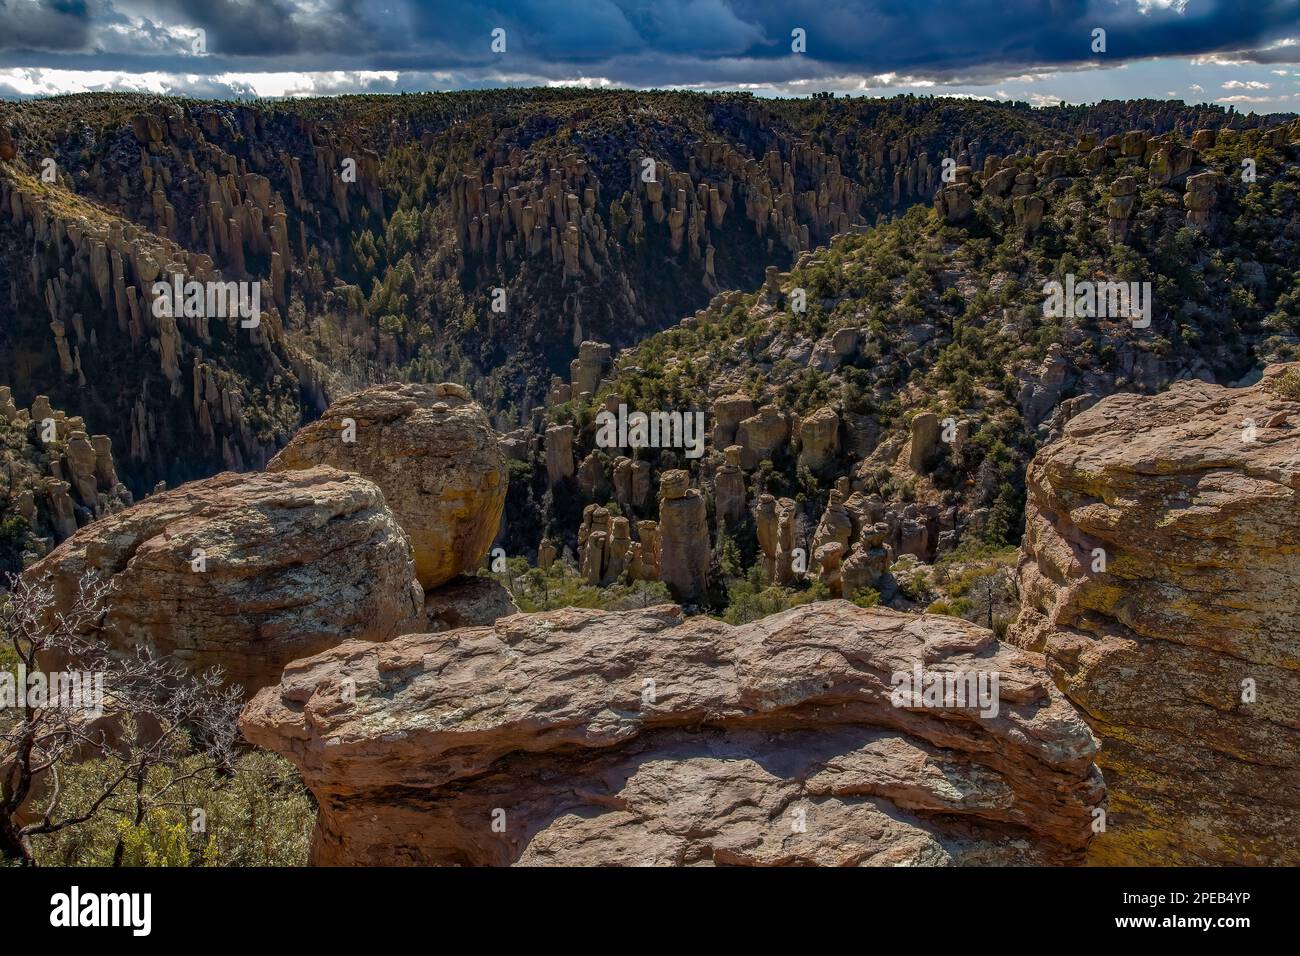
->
[0,0,1296,99]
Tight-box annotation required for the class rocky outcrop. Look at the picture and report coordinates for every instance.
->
[267,382,506,591]
[756,493,798,585]
[656,470,709,602]
[935,182,973,222]
[629,519,661,582]
[544,424,575,486]
[570,341,611,396]
[713,445,746,529]
[1010,366,1300,864]
[1,156,327,492]
[0,389,132,562]
[735,405,790,470]
[241,601,1104,866]
[1183,171,1217,230]
[796,406,839,472]
[906,411,941,474]
[711,394,756,448]
[1105,175,1139,242]
[26,467,424,695]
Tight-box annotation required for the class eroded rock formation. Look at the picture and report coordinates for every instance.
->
[1010,367,1300,864]
[241,601,1103,866]
[26,467,424,695]
[268,382,506,590]
[657,470,709,602]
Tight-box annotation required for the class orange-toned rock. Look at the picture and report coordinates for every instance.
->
[269,382,506,590]
[26,467,423,696]
[1010,366,1300,864]
[241,601,1103,866]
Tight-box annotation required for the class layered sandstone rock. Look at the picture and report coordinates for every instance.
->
[26,467,424,695]
[268,382,506,590]
[1010,367,1300,864]
[241,601,1103,866]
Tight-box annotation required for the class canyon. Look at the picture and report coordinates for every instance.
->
[3,90,1298,866]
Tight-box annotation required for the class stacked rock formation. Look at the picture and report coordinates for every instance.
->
[25,467,424,696]
[1010,366,1300,864]
[1105,176,1138,241]
[656,470,709,602]
[241,601,1104,866]
[628,520,662,582]
[267,382,506,590]
[544,425,575,486]
[569,341,611,397]
[1183,171,1217,230]
[0,388,131,552]
[577,505,661,587]
[906,412,942,474]
[612,456,652,510]
[796,406,840,471]
[713,445,747,529]
[756,493,798,585]
[711,394,756,448]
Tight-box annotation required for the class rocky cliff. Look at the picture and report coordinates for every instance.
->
[523,115,1300,613]
[0,388,132,573]
[1009,364,1300,864]
[241,600,1103,866]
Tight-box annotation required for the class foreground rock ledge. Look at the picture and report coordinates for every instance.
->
[1010,365,1300,865]
[268,382,506,590]
[26,466,424,696]
[240,600,1103,866]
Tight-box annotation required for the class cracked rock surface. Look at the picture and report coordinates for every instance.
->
[1010,364,1300,864]
[241,600,1102,866]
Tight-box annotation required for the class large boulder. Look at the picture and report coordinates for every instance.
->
[1010,366,1300,864]
[25,467,424,696]
[268,382,506,590]
[241,601,1103,866]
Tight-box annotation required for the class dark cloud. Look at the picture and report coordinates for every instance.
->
[0,0,1296,90]
[0,0,94,52]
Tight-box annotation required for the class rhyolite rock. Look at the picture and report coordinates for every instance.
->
[544,424,575,486]
[656,470,709,602]
[1010,365,1300,865]
[268,382,506,590]
[26,467,424,696]
[241,601,1104,866]
[423,575,520,631]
